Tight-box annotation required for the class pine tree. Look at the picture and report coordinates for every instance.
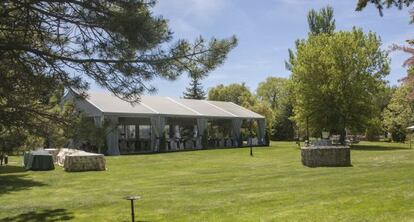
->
[307,6,336,35]
[183,75,206,100]
[0,0,237,152]
[286,6,335,71]
[356,0,414,16]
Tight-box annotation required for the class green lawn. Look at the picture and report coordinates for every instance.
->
[1,141,414,222]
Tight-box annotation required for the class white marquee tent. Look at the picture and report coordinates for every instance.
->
[64,90,266,155]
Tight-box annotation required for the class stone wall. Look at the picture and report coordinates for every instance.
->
[64,155,106,172]
[301,146,351,167]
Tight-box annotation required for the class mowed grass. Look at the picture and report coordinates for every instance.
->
[1,141,414,222]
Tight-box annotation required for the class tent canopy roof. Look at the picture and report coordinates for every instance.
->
[71,91,264,119]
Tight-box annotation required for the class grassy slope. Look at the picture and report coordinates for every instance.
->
[0,141,414,222]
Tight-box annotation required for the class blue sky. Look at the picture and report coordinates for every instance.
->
[93,0,414,97]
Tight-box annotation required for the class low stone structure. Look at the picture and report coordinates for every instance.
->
[55,148,106,172]
[301,146,351,167]
[64,152,106,172]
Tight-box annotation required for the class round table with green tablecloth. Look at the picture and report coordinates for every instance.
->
[24,150,55,171]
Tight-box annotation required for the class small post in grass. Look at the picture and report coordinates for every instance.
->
[406,126,414,149]
[125,195,141,222]
[249,119,253,157]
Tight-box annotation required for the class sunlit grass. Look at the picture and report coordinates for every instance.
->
[0,141,413,221]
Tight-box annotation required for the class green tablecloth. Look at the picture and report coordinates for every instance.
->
[24,150,55,171]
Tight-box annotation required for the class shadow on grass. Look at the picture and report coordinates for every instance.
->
[0,209,74,222]
[0,165,26,174]
[351,145,410,151]
[0,174,46,196]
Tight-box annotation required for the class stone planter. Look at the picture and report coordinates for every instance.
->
[301,146,351,167]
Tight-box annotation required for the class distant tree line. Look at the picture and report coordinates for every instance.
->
[206,5,414,143]
[207,80,294,141]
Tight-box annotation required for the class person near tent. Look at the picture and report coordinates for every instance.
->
[0,152,3,166]
[4,153,8,165]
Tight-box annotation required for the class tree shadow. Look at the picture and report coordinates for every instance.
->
[351,145,409,151]
[0,209,74,222]
[0,165,27,174]
[0,174,46,196]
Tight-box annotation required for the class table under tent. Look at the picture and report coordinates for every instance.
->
[64,91,266,155]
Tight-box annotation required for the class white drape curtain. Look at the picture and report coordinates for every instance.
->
[104,116,120,155]
[257,119,266,145]
[170,125,177,150]
[232,119,243,147]
[174,125,180,138]
[196,118,207,135]
[150,116,165,152]
[173,125,184,149]
[196,118,208,149]
[159,117,166,151]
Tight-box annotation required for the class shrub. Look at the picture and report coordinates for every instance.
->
[392,129,406,143]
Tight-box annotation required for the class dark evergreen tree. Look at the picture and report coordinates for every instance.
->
[307,6,336,35]
[286,6,335,71]
[183,75,206,100]
[0,0,237,151]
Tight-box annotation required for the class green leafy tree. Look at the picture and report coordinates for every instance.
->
[257,77,289,110]
[383,84,414,142]
[0,87,78,152]
[0,0,237,152]
[0,128,28,154]
[365,84,395,140]
[70,116,116,154]
[365,117,383,141]
[290,28,390,143]
[208,83,255,107]
[208,83,275,129]
[248,101,275,130]
[256,77,295,140]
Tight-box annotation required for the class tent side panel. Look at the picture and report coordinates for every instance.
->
[105,116,120,155]
[63,91,102,117]
[74,99,102,117]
